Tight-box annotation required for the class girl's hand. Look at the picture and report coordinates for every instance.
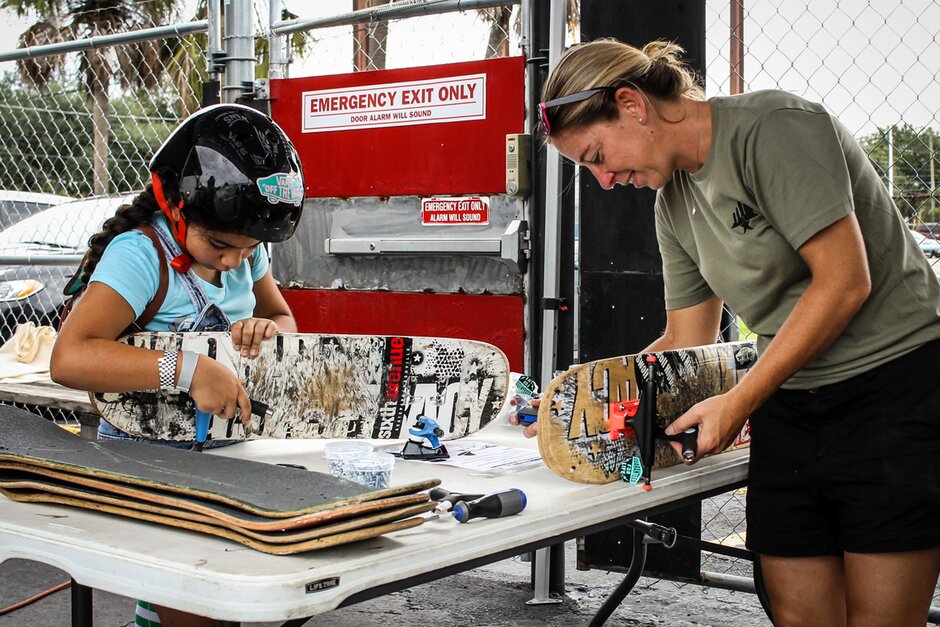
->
[187,355,251,425]
[231,318,278,358]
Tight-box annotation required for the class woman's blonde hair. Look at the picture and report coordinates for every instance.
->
[540,39,704,136]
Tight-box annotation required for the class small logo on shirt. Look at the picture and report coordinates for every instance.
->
[731,201,758,233]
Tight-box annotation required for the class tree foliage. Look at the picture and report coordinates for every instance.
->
[0,75,175,197]
[1,0,185,194]
[858,123,940,222]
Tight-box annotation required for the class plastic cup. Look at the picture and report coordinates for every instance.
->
[344,453,396,489]
[323,441,374,478]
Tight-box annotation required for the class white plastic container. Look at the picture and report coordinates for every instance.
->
[323,441,375,478]
[344,453,396,489]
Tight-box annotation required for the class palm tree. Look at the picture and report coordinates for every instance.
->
[353,0,392,71]
[1,0,183,194]
[481,1,580,58]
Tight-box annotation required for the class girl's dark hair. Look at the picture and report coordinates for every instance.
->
[78,179,215,286]
[79,185,160,287]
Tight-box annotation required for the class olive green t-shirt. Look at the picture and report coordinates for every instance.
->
[655,90,940,389]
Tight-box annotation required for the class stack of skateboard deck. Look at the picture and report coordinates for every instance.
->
[0,406,437,555]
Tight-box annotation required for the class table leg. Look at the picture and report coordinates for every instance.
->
[70,579,92,627]
[526,546,563,605]
[588,528,647,627]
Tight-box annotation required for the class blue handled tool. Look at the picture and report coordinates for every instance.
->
[192,399,272,452]
[452,488,527,523]
[517,405,538,425]
[193,410,212,451]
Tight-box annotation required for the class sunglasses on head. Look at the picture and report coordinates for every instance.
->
[538,86,617,135]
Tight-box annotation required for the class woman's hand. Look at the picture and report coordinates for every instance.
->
[508,399,540,439]
[663,392,749,463]
[186,355,251,424]
[231,318,278,357]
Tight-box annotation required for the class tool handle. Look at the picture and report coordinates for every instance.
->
[661,427,698,462]
[250,399,272,420]
[429,487,484,506]
[453,488,527,523]
[517,406,538,425]
[193,410,212,452]
[679,428,697,461]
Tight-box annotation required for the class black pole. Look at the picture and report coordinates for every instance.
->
[576,0,709,594]
[70,580,92,627]
[527,0,572,595]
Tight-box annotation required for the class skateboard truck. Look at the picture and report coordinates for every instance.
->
[400,416,449,460]
[608,355,698,488]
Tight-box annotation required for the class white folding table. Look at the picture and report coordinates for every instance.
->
[0,421,749,624]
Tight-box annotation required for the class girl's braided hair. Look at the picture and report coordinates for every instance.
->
[78,173,214,287]
[78,186,161,288]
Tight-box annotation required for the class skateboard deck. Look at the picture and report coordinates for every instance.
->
[93,332,510,442]
[0,476,434,544]
[0,461,432,532]
[0,486,424,555]
[538,341,758,484]
[0,406,437,522]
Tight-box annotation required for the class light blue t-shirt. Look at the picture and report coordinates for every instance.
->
[90,217,269,331]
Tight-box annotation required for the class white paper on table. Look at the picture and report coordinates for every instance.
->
[382,440,543,473]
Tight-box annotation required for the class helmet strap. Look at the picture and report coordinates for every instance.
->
[151,172,194,273]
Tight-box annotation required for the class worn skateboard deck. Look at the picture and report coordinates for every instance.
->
[0,476,434,544]
[0,486,424,555]
[0,406,437,522]
[92,332,509,442]
[538,341,758,484]
[0,461,432,532]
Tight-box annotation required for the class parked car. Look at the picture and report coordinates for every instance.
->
[0,190,75,229]
[913,222,940,240]
[0,194,137,340]
[910,229,940,258]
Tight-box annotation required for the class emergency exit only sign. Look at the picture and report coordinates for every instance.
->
[421,196,489,226]
[303,74,486,133]
[271,56,525,197]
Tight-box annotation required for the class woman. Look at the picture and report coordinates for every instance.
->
[537,38,940,626]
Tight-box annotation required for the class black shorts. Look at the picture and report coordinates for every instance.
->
[746,339,940,557]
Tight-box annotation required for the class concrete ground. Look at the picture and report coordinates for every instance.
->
[0,541,771,626]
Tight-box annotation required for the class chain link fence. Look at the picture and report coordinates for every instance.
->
[0,6,203,342]
[286,5,519,77]
[0,6,204,442]
[699,0,940,610]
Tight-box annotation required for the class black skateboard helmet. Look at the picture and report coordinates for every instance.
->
[149,103,304,243]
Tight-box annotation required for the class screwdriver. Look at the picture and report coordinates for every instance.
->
[452,488,527,523]
[429,487,483,513]
[193,399,274,451]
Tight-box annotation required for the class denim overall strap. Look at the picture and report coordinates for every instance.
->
[152,220,232,332]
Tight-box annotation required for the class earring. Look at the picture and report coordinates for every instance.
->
[638,117,644,124]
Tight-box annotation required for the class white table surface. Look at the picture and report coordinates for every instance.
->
[0,423,749,622]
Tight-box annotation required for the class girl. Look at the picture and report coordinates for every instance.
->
[51,103,305,627]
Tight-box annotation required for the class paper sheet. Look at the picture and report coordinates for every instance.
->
[385,440,542,473]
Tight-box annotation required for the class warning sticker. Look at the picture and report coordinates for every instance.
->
[421,197,490,226]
